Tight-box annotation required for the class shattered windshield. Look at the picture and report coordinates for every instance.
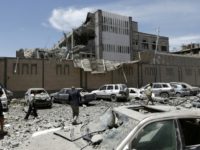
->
[81,108,139,150]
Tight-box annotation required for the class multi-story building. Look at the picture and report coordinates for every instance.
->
[56,9,169,62]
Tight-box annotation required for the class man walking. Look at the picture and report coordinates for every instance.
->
[24,92,38,120]
[69,86,81,125]
[145,83,154,105]
[0,88,7,135]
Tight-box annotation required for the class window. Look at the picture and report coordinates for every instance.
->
[161,46,167,52]
[153,84,162,88]
[115,85,119,90]
[100,86,106,90]
[131,120,177,150]
[179,118,200,147]
[162,84,169,88]
[107,85,113,90]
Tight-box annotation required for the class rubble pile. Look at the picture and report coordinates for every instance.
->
[0,100,123,150]
[1,96,200,149]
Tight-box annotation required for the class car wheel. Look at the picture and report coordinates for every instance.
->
[176,92,181,97]
[111,94,117,102]
[160,92,169,98]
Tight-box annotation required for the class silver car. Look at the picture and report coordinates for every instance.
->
[91,84,129,101]
[170,82,190,97]
[171,82,200,96]
[141,82,175,98]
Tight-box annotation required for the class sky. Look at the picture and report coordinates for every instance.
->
[0,0,200,57]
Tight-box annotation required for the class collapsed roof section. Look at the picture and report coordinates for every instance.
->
[73,58,140,74]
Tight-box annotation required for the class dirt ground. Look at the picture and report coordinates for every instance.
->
[0,99,131,150]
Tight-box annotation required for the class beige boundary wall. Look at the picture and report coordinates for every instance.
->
[1,51,200,97]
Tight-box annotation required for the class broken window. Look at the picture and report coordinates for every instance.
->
[131,120,177,150]
[161,46,167,52]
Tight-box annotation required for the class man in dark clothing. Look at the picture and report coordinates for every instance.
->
[0,88,6,135]
[69,86,81,125]
[24,93,38,120]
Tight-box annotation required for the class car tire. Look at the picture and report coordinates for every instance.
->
[111,94,117,102]
[160,92,169,98]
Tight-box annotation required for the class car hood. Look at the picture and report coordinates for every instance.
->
[34,93,49,99]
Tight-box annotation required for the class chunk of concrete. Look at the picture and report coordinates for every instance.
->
[91,134,103,144]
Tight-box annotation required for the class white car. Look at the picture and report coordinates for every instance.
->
[91,84,129,101]
[0,88,8,111]
[25,88,52,108]
[128,87,146,100]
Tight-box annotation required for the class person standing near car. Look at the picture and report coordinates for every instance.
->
[69,86,81,125]
[145,83,154,105]
[24,91,38,120]
[0,88,7,135]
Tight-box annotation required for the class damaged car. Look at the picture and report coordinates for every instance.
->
[25,88,52,108]
[26,105,200,150]
[50,88,96,104]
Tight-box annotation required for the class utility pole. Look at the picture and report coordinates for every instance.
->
[154,27,160,82]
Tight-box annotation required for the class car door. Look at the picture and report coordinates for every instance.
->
[127,120,178,150]
[58,89,68,101]
[106,85,114,98]
[152,83,162,96]
[97,85,107,99]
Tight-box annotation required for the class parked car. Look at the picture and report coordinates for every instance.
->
[0,88,8,111]
[170,82,190,97]
[25,88,52,108]
[128,87,146,100]
[171,82,200,96]
[91,84,129,101]
[140,82,175,98]
[50,88,96,104]
[50,88,71,104]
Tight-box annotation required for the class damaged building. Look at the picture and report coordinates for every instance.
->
[55,10,169,62]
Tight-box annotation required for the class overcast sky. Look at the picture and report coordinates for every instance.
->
[0,0,200,57]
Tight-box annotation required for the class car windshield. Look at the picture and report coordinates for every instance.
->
[31,90,46,94]
[84,110,139,149]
